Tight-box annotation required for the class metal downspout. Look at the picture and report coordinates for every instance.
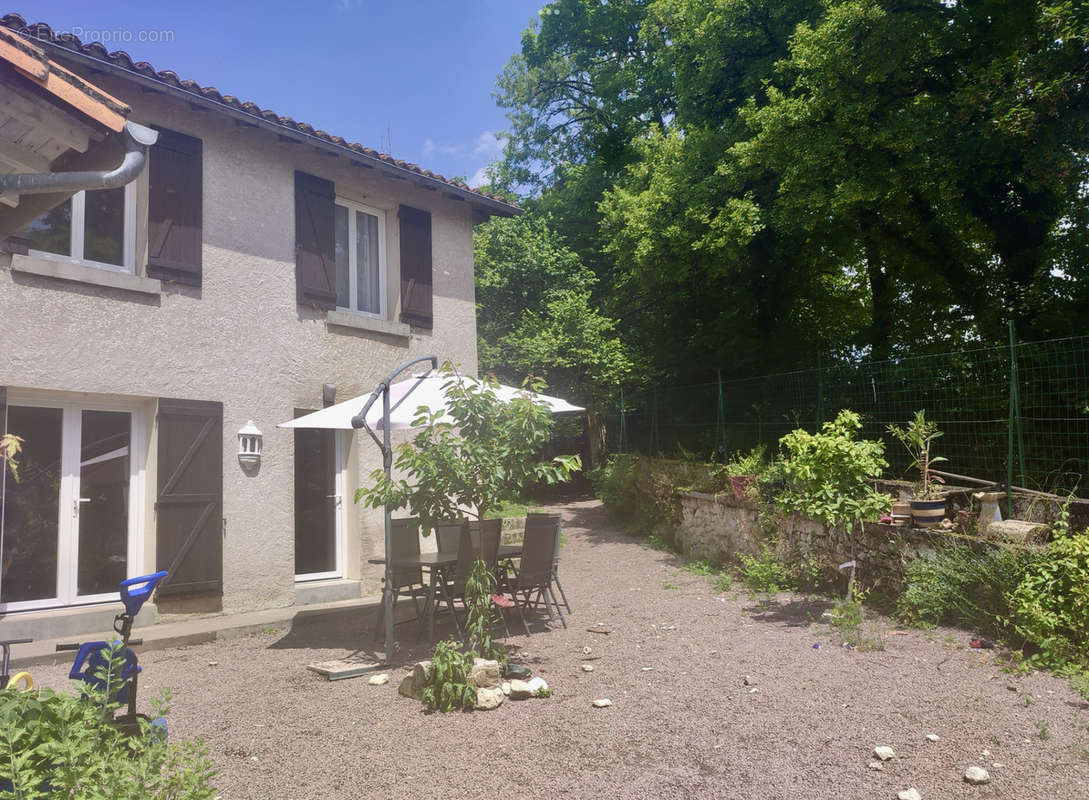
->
[0,121,158,197]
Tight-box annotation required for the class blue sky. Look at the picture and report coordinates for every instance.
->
[19,1,545,185]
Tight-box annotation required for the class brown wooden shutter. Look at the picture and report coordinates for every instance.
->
[294,171,336,309]
[147,128,203,285]
[399,205,432,328]
[155,399,223,596]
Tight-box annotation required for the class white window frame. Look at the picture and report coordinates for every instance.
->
[335,197,387,319]
[295,432,347,583]
[26,183,138,274]
[0,389,147,613]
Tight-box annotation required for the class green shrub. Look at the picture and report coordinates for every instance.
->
[588,454,640,518]
[721,444,767,477]
[0,646,216,799]
[1011,516,1089,671]
[738,544,795,596]
[897,542,1042,637]
[421,638,477,713]
[777,410,890,529]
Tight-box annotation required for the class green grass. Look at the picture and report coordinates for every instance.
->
[662,580,678,590]
[484,499,542,519]
[681,558,715,576]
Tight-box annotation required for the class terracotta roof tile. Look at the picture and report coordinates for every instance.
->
[0,13,517,209]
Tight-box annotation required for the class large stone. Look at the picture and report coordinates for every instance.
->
[469,658,502,689]
[592,698,612,708]
[526,676,549,696]
[475,687,504,710]
[873,746,896,761]
[504,663,531,680]
[398,661,431,700]
[898,789,922,800]
[963,766,990,785]
[368,673,390,686]
[508,679,535,700]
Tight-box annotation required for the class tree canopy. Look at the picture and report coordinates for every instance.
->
[483,0,1089,387]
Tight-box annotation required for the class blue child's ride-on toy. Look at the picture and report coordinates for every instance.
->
[56,571,169,738]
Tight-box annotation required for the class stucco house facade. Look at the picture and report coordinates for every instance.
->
[0,15,518,638]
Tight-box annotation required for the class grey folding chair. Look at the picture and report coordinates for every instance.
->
[505,515,566,635]
[434,519,465,555]
[526,512,570,614]
[373,517,427,641]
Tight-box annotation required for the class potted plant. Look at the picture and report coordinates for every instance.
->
[719,444,766,502]
[887,410,947,528]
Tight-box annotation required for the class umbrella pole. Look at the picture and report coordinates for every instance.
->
[382,385,394,667]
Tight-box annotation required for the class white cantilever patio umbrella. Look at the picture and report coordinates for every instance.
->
[278,356,583,668]
[279,374,583,431]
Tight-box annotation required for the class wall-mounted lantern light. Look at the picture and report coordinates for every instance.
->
[238,420,263,466]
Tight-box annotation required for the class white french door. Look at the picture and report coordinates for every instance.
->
[0,392,145,612]
[293,425,346,582]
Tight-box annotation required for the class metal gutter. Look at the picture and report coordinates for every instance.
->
[0,120,157,196]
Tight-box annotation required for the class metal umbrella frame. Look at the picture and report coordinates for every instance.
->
[351,355,438,667]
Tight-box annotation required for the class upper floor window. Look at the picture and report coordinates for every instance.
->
[21,184,137,273]
[334,198,385,318]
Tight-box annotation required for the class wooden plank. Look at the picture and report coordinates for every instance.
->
[0,136,51,172]
[306,659,385,681]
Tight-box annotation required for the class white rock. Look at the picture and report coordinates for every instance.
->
[526,676,549,696]
[508,679,534,700]
[475,687,504,710]
[748,687,759,694]
[743,675,756,686]
[981,749,991,757]
[868,761,883,771]
[583,646,592,655]
[963,766,991,785]
[925,734,940,742]
[992,763,1005,769]
[582,664,595,672]
[368,673,390,686]
[641,666,654,671]
[592,698,612,708]
[897,789,921,800]
[501,681,511,696]
[468,658,502,689]
[873,746,896,761]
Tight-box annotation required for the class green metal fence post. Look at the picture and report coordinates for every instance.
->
[1006,320,1018,516]
[618,386,627,455]
[715,369,726,460]
[650,386,660,456]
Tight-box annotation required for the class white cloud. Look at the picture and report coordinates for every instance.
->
[421,138,435,158]
[468,166,490,188]
[473,130,504,159]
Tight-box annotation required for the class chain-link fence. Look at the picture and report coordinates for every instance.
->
[607,328,1089,496]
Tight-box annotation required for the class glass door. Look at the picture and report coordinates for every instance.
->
[294,423,345,581]
[1,397,139,611]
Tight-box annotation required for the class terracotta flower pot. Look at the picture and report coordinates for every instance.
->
[727,475,756,502]
[910,498,946,528]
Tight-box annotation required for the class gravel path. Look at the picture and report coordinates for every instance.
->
[31,499,1089,799]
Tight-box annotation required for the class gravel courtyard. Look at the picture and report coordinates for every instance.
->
[32,499,1089,799]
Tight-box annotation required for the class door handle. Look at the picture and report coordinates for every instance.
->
[74,497,91,515]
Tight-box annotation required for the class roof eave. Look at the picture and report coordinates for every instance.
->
[37,42,521,218]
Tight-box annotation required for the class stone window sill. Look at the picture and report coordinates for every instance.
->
[11,254,161,296]
[327,309,411,341]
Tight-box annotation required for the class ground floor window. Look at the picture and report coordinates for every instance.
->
[293,422,345,581]
[1,392,145,611]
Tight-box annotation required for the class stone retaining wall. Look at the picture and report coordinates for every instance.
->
[673,491,973,595]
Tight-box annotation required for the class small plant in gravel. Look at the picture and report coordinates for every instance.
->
[1036,721,1051,740]
[830,587,885,651]
[421,638,477,713]
[0,645,216,798]
[682,558,714,576]
[714,573,733,593]
[738,543,794,597]
[646,530,672,551]
[662,580,678,590]
[463,559,506,666]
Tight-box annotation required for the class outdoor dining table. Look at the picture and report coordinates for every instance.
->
[368,543,523,642]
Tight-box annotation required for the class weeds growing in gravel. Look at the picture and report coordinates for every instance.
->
[662,580,678,590]
[830,585,886,651]
[1036,721,1051,740]
[738,544,794,597]
[714,573,733,593]
[682,558,714,576]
